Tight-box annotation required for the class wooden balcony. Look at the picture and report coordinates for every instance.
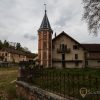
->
[57,48,71,53]
[52,58,82,62]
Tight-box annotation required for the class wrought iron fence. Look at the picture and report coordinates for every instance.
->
[17,62,100,100]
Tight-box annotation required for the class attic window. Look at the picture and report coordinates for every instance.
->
[73,45,79,50]
[60,44,65,50]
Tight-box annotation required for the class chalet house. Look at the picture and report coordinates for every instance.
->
[52,32,86,68]
[37,9,100,68]
[0,48,34,63]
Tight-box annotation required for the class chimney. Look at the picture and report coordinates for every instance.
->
[55,32,56,38]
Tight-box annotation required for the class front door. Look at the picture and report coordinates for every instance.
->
[62,54,65,68]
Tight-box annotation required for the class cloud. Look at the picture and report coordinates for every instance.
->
[23,33,37,40]
[0,0,100,53]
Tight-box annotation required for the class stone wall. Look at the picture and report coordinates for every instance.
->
[16,81,71,100]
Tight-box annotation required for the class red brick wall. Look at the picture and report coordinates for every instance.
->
[38,30,52,68]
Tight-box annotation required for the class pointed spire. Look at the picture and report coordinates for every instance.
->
[55,32,57,38]
[39,4,52,31]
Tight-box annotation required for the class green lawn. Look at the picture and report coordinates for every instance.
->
[0,67,25,100]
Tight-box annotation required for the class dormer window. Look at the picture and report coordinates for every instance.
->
[60,44,67,51]
[73,45,79,50]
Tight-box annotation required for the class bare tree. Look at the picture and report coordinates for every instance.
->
[83,0,100,35]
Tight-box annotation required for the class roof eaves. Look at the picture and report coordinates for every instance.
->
[52,31,85,49]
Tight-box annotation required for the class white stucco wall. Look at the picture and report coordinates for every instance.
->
[52,34,85,68]
[52,35,85,60]
[52,62,62,69]
[87,60,100,68]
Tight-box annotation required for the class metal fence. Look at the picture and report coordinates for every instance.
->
[18,62,100,100]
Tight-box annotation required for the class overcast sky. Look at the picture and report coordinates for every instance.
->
[0,0,100,53]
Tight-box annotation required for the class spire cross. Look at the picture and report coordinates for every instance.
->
[44,3,47,12]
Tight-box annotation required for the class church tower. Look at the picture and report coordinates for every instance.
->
[38,7,53,68]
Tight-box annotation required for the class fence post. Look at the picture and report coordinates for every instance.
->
[77,73,80,99]
[40,68,42,88]
[42,70,43,89]
[67,73,70,96]
[52,71,54,92]
[64,73,66,98]
[47,71,48,91]
[96,78,99,100]
[72,74,75,98]
[50,71,51,91]
[60,72,62,95]
[89,74,92,91]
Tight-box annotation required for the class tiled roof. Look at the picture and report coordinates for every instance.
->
[52,31,85,49]
[39,10,52,30]
[0,47,35,57]
[82,44,100,60]
[52,31,78,43]
[82,44,100,52]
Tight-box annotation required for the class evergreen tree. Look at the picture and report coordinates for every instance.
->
[4,40,9,47]
[0,40,3,49]
[16,43,22,50]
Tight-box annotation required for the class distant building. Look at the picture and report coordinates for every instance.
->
[9,42,17,47]
[37,9,100,68]
[0,47,34,63]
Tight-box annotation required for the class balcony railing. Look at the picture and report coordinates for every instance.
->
[57,48,71,53]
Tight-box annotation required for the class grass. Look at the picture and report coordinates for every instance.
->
[0,67,26,100]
